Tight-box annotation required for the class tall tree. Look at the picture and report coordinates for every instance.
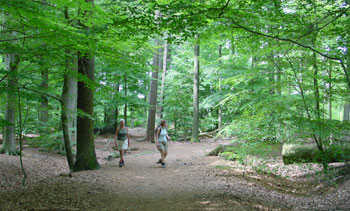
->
[0,16,19,155]
[114,82,120,129]
[146,39,160,142]
[61,6,77,171]
[1,50,19,155]
[159,40,169,119]
[344,103,350,121]
[61,57,77,171]
[73,0,100,172]
[124,75,127,126]
[39,69,49,124]
[218,44,222,129]
[192,35,200,142]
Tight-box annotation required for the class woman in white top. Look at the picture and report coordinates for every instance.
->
[155,120,170,168]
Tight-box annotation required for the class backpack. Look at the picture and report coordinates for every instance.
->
[154,126,161,137]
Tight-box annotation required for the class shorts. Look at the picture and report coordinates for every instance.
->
[117,139,128,151]
[158,141,168,152]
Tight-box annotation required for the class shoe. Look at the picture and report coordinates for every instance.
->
[156,159,161,164]
[161,162,166,168]
[119,161,123,167]
[122,160,125,166]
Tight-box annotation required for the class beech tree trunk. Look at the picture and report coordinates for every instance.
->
[327,62,332,120]
[61,56,77,170]
[312,33,323,151]
[0,23,19,155]
[39,69,49,124]
[130,107,134,128]
[0,50,19,155]
[124,75,127,126]
[114,82,120,129]
[146,39,160,142]
[192,35,200,142]
[61,7,77,171]
[156,45,163,120]
[218,45,222,129]
[74,52,100,171]
[344,104,350,121]
[73,0,100,171]
[159,40,169,119]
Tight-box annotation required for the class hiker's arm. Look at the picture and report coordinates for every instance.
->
[166,128,170,141]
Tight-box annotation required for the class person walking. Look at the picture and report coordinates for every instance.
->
[155,120,170,168]
[114,119,130,167]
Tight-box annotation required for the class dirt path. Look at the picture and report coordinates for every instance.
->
[0,128,350,210]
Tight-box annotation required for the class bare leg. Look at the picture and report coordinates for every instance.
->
[164,151,168,161]
[160,150,165,163]
[119,150,124,162]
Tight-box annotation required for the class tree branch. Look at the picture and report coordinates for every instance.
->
[0,32,56,43]
[21,85,62,103]
[218,0,231,18]
[31,0,64,12]
[0,74,7,84]
[221,20,341,61]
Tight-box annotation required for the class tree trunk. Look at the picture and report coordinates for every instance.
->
[156,45,164,120]
[312,35,323,151]
[218,44,222,129]
[74,52,100,171]
[327,62,332,120]
[73,0,100,171]
[61,61,77,170]
[130,107,134,128]
[114,82,120,129]
[192,35,200,142]
[159,40,169,119]
[276,55,282,95]
[124,75,127,126]
[344,104,350,121]
[145,39,160,142]
[39,69,49,124]
[0,50,19,155]
[61,7,77,169]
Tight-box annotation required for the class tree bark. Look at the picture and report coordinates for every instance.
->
[114,82,120,129]
[124,75,127,126]
[218,44,222,129]
[61,7,77,171]
[159,40,168,119]
[39,69,49,124]
[0,49,19,155]
[312,34,323,151]
[344,104,350,121]
[73,0,100,171]
[74,52,100,171]
[130,107,134,128]
[156,45,163,120]
[0,21,20,155]
[192,35,200,142]
[276,54,282,95]
[61,61,77,170]
[327,61,332,120]
[145,39,160,142]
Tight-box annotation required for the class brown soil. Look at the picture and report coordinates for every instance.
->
[0,128,349,211]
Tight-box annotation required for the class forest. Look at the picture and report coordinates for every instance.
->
[0,0,350,210]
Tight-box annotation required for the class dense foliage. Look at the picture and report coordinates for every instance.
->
[0,0,349,168]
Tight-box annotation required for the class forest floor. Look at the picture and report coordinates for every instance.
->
[1,127,350,211]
